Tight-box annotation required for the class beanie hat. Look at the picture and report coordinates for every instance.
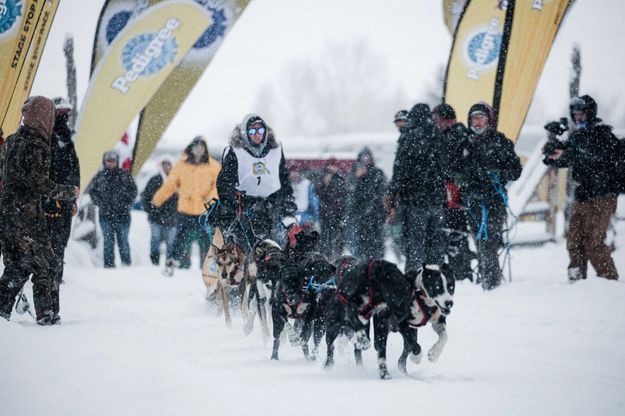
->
[432,103,456,120]
[408,103,432,126]
[569,95,598,122]
[394,109,409,122]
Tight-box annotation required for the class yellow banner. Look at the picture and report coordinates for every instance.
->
[74,0,211,189]
[91,0,164,75]
[443,0,466,35]
[133,0,250,176]
[0,0,46,132]
[1,0,59,135]
[497,0,570,142]
[443,0,507,128]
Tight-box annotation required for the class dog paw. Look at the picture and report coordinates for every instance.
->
[271,352,279,361]
[243,322,253,336]
[353,330,370,350]
[324,358,334,368]
[410,351,423,365]
[428,346,443,362]
[379,367,392,380]
[398,358,407,374]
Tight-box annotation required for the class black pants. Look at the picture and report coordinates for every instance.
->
[444,208,473,281]
[319,216,345,262]
[0,230,60,320]
[401,205,445,273]
[47,211,72,283]
[353,216,385,261]
[174,214,209,267]
[467,201,507,290]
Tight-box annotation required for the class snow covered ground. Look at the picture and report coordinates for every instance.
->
[1,213,625,416]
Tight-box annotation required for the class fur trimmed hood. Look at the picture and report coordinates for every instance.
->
[229,114,279,157]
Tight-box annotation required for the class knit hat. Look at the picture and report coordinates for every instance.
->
[432,103,456,120]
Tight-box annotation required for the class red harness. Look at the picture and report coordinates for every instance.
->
[408,289,439,328]
[282,287,309,319]
[336,260,381,320]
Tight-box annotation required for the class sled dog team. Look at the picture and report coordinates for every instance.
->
[202,229,455,380]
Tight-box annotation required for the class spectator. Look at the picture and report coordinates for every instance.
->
[386,103,447,273]
[432,103,474,281]
[289,165,319,230]
[387,110,409,261]
[141,159,178,266]
[90,151,138,268]
[543,95,622,282]
[153,137,221,275]
[350,157,387,261]
[0,96,78,324]
[316,159,348,260]
[43,97,80,284]
[454,102,522,290]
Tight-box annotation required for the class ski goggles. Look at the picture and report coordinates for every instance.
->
[570,97,586,112]
[248,127,266,136]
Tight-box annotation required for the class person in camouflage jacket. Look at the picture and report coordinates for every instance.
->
[0,96,78,325]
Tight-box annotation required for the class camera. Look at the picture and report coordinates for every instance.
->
[543,117,569,157]
[544,117,569,136]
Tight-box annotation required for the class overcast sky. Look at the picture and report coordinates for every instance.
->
[32,0,625,152]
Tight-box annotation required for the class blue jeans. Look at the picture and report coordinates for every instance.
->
[150,223,177,264]
[100,217,131,268]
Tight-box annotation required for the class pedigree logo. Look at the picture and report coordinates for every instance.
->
[112,18,179,94]
[463,18,502,81]
[0,0,22,37]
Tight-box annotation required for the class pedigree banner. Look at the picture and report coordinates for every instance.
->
[74,0,211,189]
[0,0,46,132]
[442,0,466,35]
[133,0,250,176]
[497,0,570,142]
[91,0,157,75]
[1,0,59,135]
[443,0,508,129]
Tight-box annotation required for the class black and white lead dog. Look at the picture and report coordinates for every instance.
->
[373,264,455,379]
[324,260,414,370]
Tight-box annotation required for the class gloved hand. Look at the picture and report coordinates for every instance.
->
[383,193,397,213]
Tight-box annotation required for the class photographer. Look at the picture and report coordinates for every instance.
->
[543,95,622,282]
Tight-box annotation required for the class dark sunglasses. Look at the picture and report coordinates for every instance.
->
[248,127,265,136]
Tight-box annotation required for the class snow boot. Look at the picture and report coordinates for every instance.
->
[36,311,61,326]
[162,259,177,277]
[15,291,34,318]
[568,267,584,283]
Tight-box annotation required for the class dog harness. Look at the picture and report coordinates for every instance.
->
[407,289,439,328]
[336,260,382,321]
[282,288,310,319]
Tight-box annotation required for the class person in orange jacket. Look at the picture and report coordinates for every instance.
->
[152,136,221,275]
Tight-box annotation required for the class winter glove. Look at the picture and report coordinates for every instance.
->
[383,193,397,212]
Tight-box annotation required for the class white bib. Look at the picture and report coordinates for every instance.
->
[231,144,283,198]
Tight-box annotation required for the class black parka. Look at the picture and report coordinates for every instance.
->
[544,122,623,201]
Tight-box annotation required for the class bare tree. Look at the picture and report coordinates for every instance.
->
[423,64,446,107]
[255,39,407,136]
